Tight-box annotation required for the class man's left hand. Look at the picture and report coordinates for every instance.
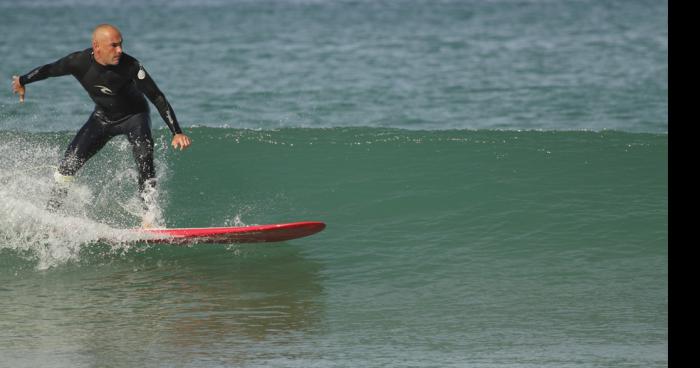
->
[171,133,191,150]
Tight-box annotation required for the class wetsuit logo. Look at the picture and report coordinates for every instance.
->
[94,85,115,95]
[165,110,174,125]
[27,68,40,80]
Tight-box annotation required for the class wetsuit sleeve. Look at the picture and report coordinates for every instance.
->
[19,51,82,86]
[133,65,183,135]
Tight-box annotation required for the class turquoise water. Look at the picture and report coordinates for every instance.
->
[1,1,667,367]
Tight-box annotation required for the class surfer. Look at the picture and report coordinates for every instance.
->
[11,24,191,227]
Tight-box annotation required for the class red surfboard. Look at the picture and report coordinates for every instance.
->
[135,221,325,245]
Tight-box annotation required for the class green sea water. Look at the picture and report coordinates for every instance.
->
[0,0,667,366]
[1,128,667,366]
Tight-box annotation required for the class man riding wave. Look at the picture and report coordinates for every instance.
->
[12,24,192,227]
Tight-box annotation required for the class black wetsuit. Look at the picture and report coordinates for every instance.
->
[19,48,182,193]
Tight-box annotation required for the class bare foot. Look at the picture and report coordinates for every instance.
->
[141,218,155,229]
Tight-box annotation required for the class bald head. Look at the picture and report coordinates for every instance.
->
[92,24,123,66]
[92,24,121,42]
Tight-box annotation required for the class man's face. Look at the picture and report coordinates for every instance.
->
[94,29,123,66]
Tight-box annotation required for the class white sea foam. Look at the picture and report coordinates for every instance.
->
[0,136,167,269]
[0,191,139,270]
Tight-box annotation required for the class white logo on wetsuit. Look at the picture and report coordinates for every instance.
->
[27,68,40,80]
[95,85,115,95]
[165,110,174,125]
[137,67,146,80]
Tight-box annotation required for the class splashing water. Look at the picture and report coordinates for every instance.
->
[0,133,168,269]
[0,195,133,270]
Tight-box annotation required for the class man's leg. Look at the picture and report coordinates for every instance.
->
[123,113,158,227]
[123,113,155,195]
[47,114,111,212]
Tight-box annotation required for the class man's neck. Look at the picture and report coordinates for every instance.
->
[90,49,109,66]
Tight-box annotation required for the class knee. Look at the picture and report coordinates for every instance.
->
[139,177,157,196]
[132,137,154,157]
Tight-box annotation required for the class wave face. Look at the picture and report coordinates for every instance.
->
[0,128,667,365]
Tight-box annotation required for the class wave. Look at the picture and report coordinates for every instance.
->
[0,127,667,270]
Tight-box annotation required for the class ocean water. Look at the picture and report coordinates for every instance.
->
[0,0,667,367]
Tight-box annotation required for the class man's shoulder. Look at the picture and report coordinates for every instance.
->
[58,48,89,61]
[71,48,93,60]
[120,52,140,66]
[116,52,142,75]
[57,48,92,72]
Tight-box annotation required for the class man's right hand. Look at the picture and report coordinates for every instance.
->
[11,76,25,103]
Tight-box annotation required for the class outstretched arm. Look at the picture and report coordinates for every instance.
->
[11,51,82,104]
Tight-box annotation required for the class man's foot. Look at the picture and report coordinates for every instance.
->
[141,217,155,229]
[139,180,161,228]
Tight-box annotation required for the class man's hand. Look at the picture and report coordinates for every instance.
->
[171,133,191,150]
[11,76,25,103]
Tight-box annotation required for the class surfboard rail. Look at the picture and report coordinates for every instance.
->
[136,221,326,245]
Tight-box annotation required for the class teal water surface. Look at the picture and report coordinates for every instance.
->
[0,0,667,367]
[0,128,667,366]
